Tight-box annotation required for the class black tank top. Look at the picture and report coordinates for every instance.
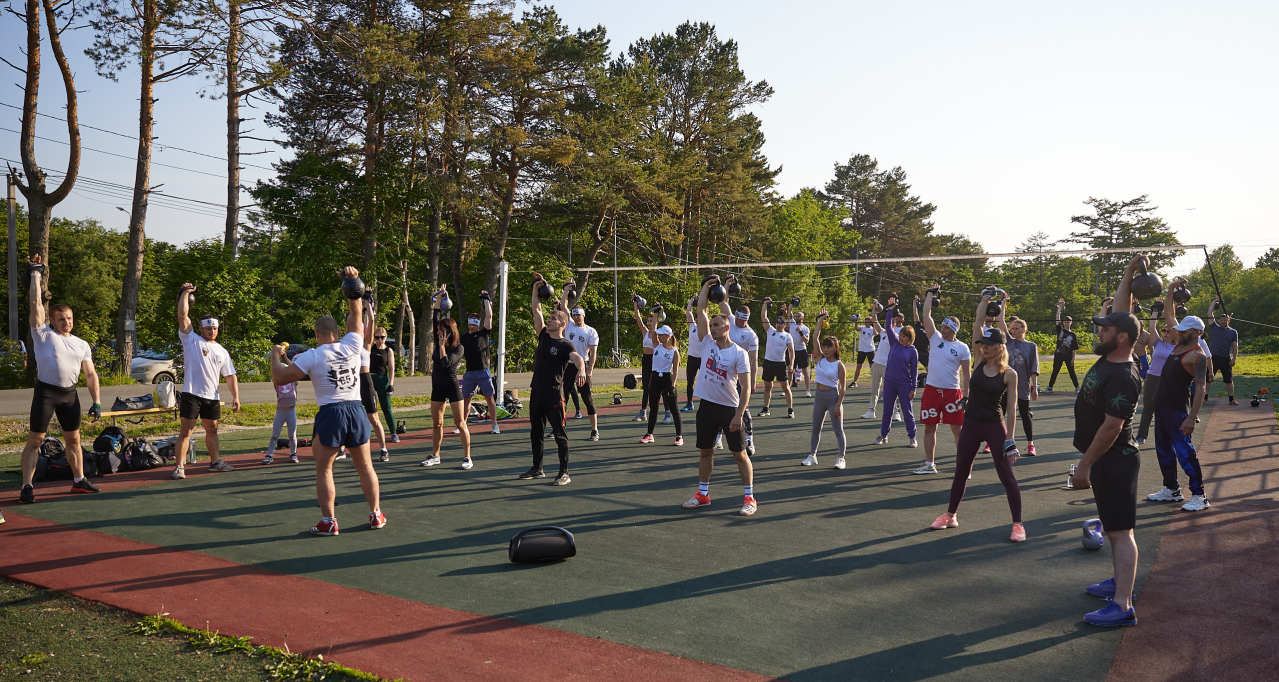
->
[369,346,392,375]
[966,363,1007,424]
[1155,349,1193,413]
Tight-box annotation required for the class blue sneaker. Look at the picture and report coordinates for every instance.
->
[1084,599,1137,627]
[1086,577,1115,599]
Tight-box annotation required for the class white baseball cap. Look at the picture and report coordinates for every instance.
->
[656,325,673,336]
[1174,315,1205,332]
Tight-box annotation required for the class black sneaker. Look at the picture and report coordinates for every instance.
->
[71,478,101,494]
[757,408,771,417]
[518,468,546,479]
[19,484,34,504]
[587,431,599,441]
[787,408,795,419]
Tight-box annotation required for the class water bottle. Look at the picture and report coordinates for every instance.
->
[1064,462,1077,489]
[188,437,199,463]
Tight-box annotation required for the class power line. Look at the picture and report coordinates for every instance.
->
[2,155,228,210]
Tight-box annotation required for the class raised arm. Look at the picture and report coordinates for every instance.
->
[481,291,493,330]
[695,278,714,342]
[869,299,884,335]
[1207,296,1219,319]
[532,277,546,336]
[28,256,45,329]
[995,291,1010,337]
[811,308,828,358]
[922,288,939,339]
[271,344,306,386]
[1147,299,1162,349]
[885,307,904,347]
[631,298,646,334]
[718,275,736,318]
[362,301,375,351]
[559,278,574,310]
[760,297,773,327]
[1055,298,1064,327]
[972,293,989,345]
[177,282,196,334]
[685,296,696,325]
[341,267,363,337]
[1111,253,1145,316]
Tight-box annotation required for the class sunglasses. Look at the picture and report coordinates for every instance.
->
[374,336,386,339]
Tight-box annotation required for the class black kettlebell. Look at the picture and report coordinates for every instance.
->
[650,304,666,322]
[341,277,365,300]
[1130,263,1163,300]
[565,285,578,302]
[926,286,943,305]
[27,262,47,275]
[704,275,726,304]
[986,301,1003,317]
[1251,396,1261,407]
[1132,301,1144,317]
[1176,305,1188,317]
[727,279,742,296]
[1172,284,1191,304]
[479,290,491,302]
[849,313,861,323]
[1150,300,1165,316]
[612,392,623,406]
[533,273,554,300]
[632,293,648,309]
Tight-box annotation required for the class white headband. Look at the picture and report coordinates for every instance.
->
[467,317,481,326]
[571,307,585,316]
[734,311,750,321]
[941,318,960,332]
[200,318,219,328]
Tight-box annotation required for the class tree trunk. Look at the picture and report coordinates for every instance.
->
[224,0,241,257]
[115,0,158,372]
[484,154,519,294]
[452,213,467,305]
[574,207,611,297]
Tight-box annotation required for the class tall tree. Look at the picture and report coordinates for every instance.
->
[1066,195,1180,294]
[1257,247,1279,272]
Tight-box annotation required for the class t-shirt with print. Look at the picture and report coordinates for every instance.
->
[1055,324,1079,356]
[565,322,599,361]
[530,329,575,401]
[275,381,299,410]
[857,325,876,353]
[290,331,363,406]
[30,325,92,388]
[693,339,751,407]
[1073,359,1141,457]
[179,329,236,401]
[788,322,810,352]
[1005,338,1040,396]
[925,332,970,390]
[764,328,794,363]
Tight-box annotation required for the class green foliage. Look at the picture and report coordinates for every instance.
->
[1240,335,1279,354]
[1067,195,1180,292]
[1257,247,1279,272]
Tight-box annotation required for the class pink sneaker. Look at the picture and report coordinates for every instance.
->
[1010,522,1026,543]
[639,434,655,444]
[929,513,958,530]
[674,436,684,446]
[982,444,991,454]
[1026,443,1038,456]
[309,518,339,536]
[369,510,387,529]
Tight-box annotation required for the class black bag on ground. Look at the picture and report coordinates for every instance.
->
[123,438,163,470]
[93,426,126,455]
[509,526,576,564]
[80,447,100,478]
[34,438,72,482]
[111,393,155,411]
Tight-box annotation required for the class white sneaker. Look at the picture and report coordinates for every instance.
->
[491,425,501,434]
[632,409,647,422]
[801,454,818,466]
[893,411,903,423]
[805,390,812,398]
[419,455,441,467]
[714,435,724,451]
[909,437,919,448]
[860,410,877,420]
[377,448,390,463]
[1181,494,1210,511]
[874,435,888,445]
[912,462,938,475]
[1146,487,1184,503]
[833,457,846,470]
[460,458,474,470]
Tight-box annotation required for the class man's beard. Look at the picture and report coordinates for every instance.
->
[1093,337,1119,356]
[1178,331,1197,346]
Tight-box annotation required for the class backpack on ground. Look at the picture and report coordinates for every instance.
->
[34,438,71,482]
[80,447,101,478]
[93,426,126,455]
[124,438,164,470]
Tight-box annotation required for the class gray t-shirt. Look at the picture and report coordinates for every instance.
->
[1206,323,1237,357]
[1005,338,1040,397]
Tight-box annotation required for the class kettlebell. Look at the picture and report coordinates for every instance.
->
[1176,305,1188,318]
[612,392,623,406]
[727,279,742,296]
[27,261,47,275]
[1172,284,1191,304]
[849,313,861,323]
[650,304,666,322]
[704,275,726,304]
[479,290,492,302]
[1250,396,1260,407]
[438,291,452,311]
[533,273,554,300]
[565,285,578,302]
[926,286,943,305]
[632,293,648,309]
[790,296,801,308]
[986,301,1003,318]
[1130,262,1163,300]
[1082,518,1105,551]
[1150,300,1165,316]
[341,277,366,300]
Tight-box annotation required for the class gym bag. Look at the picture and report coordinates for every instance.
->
[34,438,72,482]
[93,426,126,455]
[112,393,156,411]
[509,526,577,563]
[123,439,164,470]
[153,380,177,408]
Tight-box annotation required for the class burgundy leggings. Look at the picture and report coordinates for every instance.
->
[947,419,1022,522]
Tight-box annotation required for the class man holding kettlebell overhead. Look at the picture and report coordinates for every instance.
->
[1206,297,1239,406]
[721,275,759,456]
[630,294,661,423]
[172,281,241,479]
[786,305,812,397]
[521,275,586,486]
[1047,298,1080,391]
[460,290,500,435]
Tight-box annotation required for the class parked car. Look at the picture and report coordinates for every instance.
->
[131,349,178,384]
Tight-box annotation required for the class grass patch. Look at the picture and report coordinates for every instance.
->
[0,578,388,680]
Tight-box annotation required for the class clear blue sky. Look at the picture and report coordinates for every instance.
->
[4,0,1277,274]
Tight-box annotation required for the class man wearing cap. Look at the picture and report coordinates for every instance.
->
[1205,298,1239,406]
[1070,254,1147,628]
[1047,298,1080,391]
[172,283,240,479]
[1146,306,1211,512]
[913,288,972,474]
[561,282,600,441]
[460,291,499,434]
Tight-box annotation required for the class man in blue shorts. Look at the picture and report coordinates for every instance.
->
[460,291,500,434]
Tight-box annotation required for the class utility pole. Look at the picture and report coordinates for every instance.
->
[7,171,17,340]
[612,220,619,357]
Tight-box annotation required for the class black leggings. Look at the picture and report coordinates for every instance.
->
[640,353,653,409]
[1017,398,1034,442]
[529,396,568,474]
[948,419,1022,522]
[1048,354,1078,390]
[646,373,682,435]
[685,356,700,405]
[563,365,595,415]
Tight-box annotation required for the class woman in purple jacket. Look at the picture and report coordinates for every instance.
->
[875,306,918,447]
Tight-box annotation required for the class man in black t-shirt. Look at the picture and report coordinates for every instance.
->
[460,292,499,434]
[1070,255,1146,629]
[1047,298,1080,391]
[520,278,585,486]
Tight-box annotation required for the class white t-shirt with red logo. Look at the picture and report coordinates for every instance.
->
[692,337,751,407]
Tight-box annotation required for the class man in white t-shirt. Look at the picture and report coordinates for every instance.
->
[852,317,876,387]
[562,287,601,440]
[913,288,972,474]
[681,276,757,517]
[759,298,795,418]
[862,298,904,420]
[171,283,241,479]
[721,278,758,455]
[18,255,102,504]
[272,266,384,536]
[786,307,812,396]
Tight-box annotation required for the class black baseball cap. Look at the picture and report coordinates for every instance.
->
[976,327,1005,345]
[1092,311,1140,341]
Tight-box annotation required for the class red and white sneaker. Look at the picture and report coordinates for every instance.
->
[929,513,958,530]
[309,518,339,536]
[369,510,387,529]
[681,492,711,509]
[673,436,685,446]
[1026,443,1038,456]
[738,495,758,517]
[639,434,655,444]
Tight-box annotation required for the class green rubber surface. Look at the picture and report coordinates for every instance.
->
[17,388,1211,680]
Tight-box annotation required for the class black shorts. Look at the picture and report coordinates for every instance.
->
[1090,450,1140,532]
[795,349,809,369]
[1211,355,1232,383]
[761,359,789,382]
[431,375,462,403]
[179,392,221,421]
[695,400,746,452]
[856,350,874,364]
[30,381,81,433]
[359,372,378,413]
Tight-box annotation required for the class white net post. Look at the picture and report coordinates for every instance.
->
[497,260,509,400]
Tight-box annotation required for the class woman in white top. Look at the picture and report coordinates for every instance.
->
[1137,298,1176,444]
[631,297,661,421]
[641,325,683,445]
[805,308,848,469]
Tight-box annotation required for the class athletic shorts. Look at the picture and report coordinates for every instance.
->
[920,386,964,425]
[856,350,874,364]
[432,376,462,403]
[794,349,809,369]
[461,369,495,398]
[761,359,789,382]
[314,400,371,449]
[30,381,81,433]
[179,392,221,421]
[359,372,378,413]
[1090,450,1140,532]
[695,400,746,452]
[1211,355,1233,383]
